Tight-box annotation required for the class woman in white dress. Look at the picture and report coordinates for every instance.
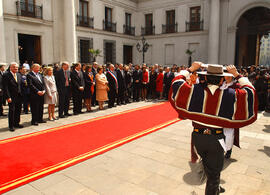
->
[44,67,58,121]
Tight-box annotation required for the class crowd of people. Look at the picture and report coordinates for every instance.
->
[0,61,269,132]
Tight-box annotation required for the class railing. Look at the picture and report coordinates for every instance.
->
[123,25,135,36]
[186,20,204,32]
[103,20,117,32]
[16,1,43,19]
[162,23,178,34]
[141,26,155,36]
[77,15,94,28]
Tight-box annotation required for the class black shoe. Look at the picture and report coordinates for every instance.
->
[59,115,66,118]
[0,113,7,116]
[225,149,232,159]
[219,186,225,193]
[38,120,47,123]
[73,113,79,115]
[65,113,72,116]
[9,127,15,132]
[31,122,39,126]
[14,124,24,128]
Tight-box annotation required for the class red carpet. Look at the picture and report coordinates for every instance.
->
[0,102,179,194]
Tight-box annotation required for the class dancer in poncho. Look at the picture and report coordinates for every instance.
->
[169,62,257,195]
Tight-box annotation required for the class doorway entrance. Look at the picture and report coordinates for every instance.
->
[235,7,270,67]
[18,33,41,65]
[123,45,133,64]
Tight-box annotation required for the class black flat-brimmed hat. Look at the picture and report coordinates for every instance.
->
[197,64,233,77]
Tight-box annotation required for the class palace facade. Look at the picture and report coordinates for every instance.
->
[0,0,270,67]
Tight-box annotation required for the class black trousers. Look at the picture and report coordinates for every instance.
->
[133,83,140,101]
[192,131,225,195]
[22,93,30,113]
[0,95,3,115]
[72,91,83,114]
[117,88,125,104]
[108,89,117,107]
[91,86,97,106]
[58,86,70,116]
[8,97,22,128]
[30,95,44,123]
[163,84,170,99]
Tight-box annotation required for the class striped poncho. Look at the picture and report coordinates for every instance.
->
[169,74,258,128]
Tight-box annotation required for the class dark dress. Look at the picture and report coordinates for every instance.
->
[83,72,93,99]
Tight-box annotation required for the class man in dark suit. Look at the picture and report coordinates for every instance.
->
[116,64,126,105]
[70,63,85,115]
[55,61,71,118]
[3,62,23,131]
[132,65,142,102]
[19,66,30,114]
[27,63,46,126]
[106,64,118,108]
[163,67,175,99]
[0,63,6,116]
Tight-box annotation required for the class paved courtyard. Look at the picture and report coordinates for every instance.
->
[0,101,270,195]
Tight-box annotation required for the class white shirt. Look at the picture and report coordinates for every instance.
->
[23,63,30,70]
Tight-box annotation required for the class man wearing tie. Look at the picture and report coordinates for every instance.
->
[70,63,85,115]
[0,63,6,116]
[55,61,71,118]
[116,64,126,105]
[3,62,23,131]
[106,64,118,108]
[163,67,175,99]
[27,64,46,126]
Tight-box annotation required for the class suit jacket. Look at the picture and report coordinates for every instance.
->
[27,71,45,97]
[3,71,22,100]
[106,71,118,91]
[70,70,85,92]
[132,70,142,85]
[0,71,4,96]
[164,72,175,86]
[55,69,70,93]
[116,69,126,91]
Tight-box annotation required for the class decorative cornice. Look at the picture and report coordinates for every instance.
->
[3,13,53,26]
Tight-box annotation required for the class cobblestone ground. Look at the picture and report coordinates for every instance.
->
[0,101,270,195]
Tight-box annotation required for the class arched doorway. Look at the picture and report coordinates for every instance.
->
[235,7,270,67]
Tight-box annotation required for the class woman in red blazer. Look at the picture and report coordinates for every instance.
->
[156,68,164,99]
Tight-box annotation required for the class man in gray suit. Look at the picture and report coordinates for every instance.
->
[55,62,71,118]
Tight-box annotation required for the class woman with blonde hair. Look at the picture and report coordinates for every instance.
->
[44,67,58,121]
[95,66,108,110]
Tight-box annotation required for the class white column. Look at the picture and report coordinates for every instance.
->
[208,0,220,64]
[64,0,77,63]
[0,0,6,63]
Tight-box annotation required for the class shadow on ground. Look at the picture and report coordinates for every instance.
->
[263,125,270,133]
[258,146,270,158]
[183,158,237,185]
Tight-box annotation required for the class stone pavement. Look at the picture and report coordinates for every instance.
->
[0,101,270,195]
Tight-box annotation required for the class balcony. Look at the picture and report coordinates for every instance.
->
[103,20,117,32]
[141,26,155,36]
[123,25,135,36]
[77,15,94,29]
[162,23,178,34]
[186,20,204,32]
[16,1,43,19]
